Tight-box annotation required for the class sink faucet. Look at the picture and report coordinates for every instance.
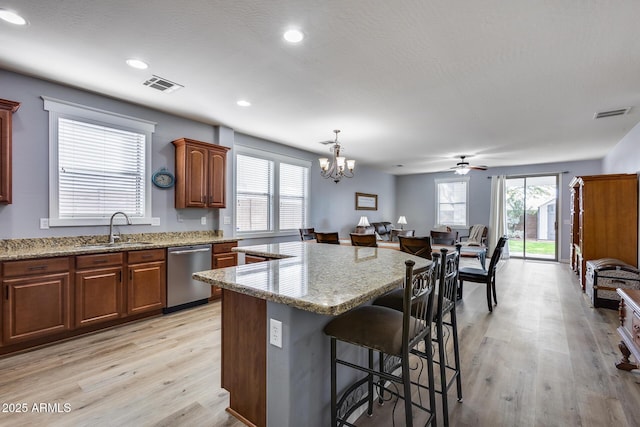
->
[109,212,131,244]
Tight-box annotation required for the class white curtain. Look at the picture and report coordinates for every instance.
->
[489,175,510,259]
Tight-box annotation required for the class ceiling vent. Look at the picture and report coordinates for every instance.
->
[143,75,184,93]
[593,107,631,119]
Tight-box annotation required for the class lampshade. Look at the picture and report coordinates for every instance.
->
[397,216,407,230]
[455,166,470,175]
[357,216,370,227]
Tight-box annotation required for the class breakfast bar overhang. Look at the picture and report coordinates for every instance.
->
[193,242,430,427]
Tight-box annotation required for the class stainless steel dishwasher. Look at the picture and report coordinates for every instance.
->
[165,244,212,313]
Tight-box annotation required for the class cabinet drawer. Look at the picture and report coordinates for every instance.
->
[76,253,124,269]
[3,257,70,278]
[128,249,165,264]
[213,242,237,254]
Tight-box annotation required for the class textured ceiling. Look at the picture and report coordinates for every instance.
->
[1,0,639,174]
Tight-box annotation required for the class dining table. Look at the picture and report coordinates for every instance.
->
[338,239,488,270]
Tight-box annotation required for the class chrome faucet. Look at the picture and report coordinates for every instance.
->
[109,212,131,244]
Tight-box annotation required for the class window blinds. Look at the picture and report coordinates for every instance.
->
[58,117,146,218]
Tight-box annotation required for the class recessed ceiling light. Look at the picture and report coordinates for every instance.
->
[237,100,251,107]
[126,59,149,70]
[0,9,27,25]
[283,29,304,43]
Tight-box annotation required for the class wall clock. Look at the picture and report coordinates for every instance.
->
[152,168,175,188]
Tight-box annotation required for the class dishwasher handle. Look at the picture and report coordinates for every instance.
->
[169,248,211,255]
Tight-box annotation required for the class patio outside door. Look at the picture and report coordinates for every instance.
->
[506,174,558,260]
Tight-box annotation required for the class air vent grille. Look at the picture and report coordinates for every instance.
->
[143,75,184,93]
[593,107,631,119]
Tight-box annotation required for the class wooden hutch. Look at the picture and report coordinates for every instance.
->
[569,173,638,289]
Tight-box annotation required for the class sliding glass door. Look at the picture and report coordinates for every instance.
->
[506,175,558,260]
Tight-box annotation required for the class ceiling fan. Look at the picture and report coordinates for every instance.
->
[450,155,487,175]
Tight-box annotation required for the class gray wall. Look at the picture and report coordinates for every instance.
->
[395,159,602,262]
[1,69,396,242]
[603,121,640,174]
[0,69,226,239]
[232,133,397,246]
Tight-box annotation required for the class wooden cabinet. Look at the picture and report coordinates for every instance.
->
[616,289,640,371]
[75,253,124,327]
[172,138,230,208]
[127,249,166,315]
[246,255,269,264]
[0,98,20,204]
[211,242,238,300]
[569,174,638,289]
[2,257,71,344]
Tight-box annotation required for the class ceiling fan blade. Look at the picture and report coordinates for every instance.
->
[469,165,488,170]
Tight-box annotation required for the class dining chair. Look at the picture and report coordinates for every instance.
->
[430,230,459,245]
[315,232,340,244]
[458,235,508,312]
[324,259,438,426]
[349,232,377,247]
[398,235,433,259]
[298,228,316,241]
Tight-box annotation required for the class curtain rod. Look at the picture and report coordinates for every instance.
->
[486,171,570,179]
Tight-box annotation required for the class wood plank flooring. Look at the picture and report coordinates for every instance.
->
[1,259,639,426]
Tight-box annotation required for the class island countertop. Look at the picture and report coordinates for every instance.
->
[192,241,431,315]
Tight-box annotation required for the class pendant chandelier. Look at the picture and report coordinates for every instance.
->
[318,130,355,183]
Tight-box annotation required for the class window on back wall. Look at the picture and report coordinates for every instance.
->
[235,146,310,236]
[435,177,469,228]
[43,97,155,226]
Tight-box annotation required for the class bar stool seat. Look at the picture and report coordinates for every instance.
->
[323,259,437,427]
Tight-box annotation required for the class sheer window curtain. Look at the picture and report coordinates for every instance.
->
[489,175,510,258]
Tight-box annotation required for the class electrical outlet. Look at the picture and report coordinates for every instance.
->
[224,216,231,225]
[201,216,207,225]
[270,319,282,348]
[177,213,183,223]
[151,217,160,226]
[40,218,49,229]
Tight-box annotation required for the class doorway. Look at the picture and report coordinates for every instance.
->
[505,174,558,260]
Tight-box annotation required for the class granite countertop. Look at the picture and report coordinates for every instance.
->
[0,231,239,261]
[192,241,431,316]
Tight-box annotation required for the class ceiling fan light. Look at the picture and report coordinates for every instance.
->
[455,167,470,175]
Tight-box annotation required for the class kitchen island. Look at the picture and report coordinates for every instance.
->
[192,241,431,427]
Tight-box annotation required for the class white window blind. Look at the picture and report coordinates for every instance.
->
[235,147,310,236]
[236,155,273,232]
[436,178,469,227]
[279,163,308,230]
[58,118,146,218]
[44,96,155,227]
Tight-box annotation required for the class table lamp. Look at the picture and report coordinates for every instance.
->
[397,216,407,230]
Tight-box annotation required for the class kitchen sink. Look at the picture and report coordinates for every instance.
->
[78,242,154,250]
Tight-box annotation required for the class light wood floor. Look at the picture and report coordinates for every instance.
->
[1,259,639,426]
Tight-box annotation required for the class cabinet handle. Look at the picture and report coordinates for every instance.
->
[118,271,122,282]
[93,260,108,264]
[209,195,212,204]
[129,270,132,281]
[5,286,8,300]
[28,265,47,271]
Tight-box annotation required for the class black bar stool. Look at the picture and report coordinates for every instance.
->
[323,259,438,427]
[373,248,462,426]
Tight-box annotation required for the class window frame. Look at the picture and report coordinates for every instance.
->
[43,96,156,227]
[435,177,470,228]
[234,145,310,238]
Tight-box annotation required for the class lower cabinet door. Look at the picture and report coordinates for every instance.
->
[75,267,123,327]
[127,262,166,315]
[3,272,71,344]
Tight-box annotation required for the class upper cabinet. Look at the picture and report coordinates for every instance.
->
[172,138,230,208]
[0,98,20,204]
